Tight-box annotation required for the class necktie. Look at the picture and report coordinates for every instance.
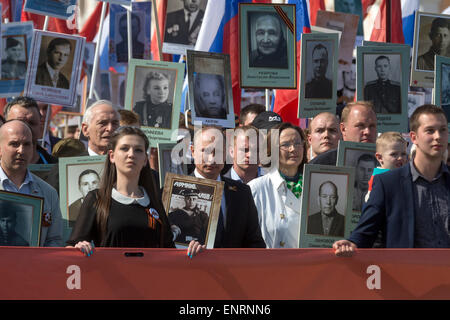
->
[186,12,191,30]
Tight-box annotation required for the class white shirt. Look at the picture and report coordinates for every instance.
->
[111,186,150,207]
[248,168,302,248]
[194,169,227,227]
[46,62,59,87]
[184,9,199,30]
[88,147,99,156]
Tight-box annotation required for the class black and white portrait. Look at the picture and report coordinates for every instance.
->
[363,54,402,114]
[132,67,177,129]
[68,169,100,227]
[34,36,75,89]
[193,72,227,119]
[2,36,27,80]
[115,11,145,63]
[0,200,33,246]
[441,63,450,110]
[408,91,425,117]
[247,11,288,69]
[344,150,377,212]
[167,185,213,245]
[416,14,450,71]
[305,40,333,99]
[306,173,348,238]
[164,0,207,47]
[66,163,103,227]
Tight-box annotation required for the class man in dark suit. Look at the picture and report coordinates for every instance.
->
[364,55,401,114]
[35,37,71,89]
[308,181,345,237]
[164,0,204,45]
[305,44,333,99]
[334,105,450,254]
[187,126,266,249]
[2,37,27,80]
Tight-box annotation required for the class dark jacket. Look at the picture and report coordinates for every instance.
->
[164,9,205,45]
[35,63,70,89]
[307,210,345,237]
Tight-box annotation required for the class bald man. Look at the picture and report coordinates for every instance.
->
[0,120,62,246]
[307,112,341,161]
[309,101,377,165]
[307,181,345,237]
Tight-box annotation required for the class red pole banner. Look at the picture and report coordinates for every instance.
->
[1,247,450,300]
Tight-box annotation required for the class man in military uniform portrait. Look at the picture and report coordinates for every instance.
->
[249,13,288,69]
[417,17,450,71]
[168,189,209,245]
[0,201,29,247]
[364,55,401,114]
[305,43,332,99]
[2,37,27,80]
[307,180,345,237]
[164,0,205,46]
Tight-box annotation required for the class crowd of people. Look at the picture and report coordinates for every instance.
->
[0,95,449,257]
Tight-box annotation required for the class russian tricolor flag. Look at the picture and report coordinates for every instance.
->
[180,0,270,115]
[401,0,419,47]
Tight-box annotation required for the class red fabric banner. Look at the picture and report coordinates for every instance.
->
[1,248,450,300]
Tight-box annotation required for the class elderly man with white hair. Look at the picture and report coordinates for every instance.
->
[81,100,120,156]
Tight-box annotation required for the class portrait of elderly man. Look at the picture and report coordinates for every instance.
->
[168,189,209,245]
[305,43,333,99]
[68,169,100,227]
[164,0,205,45]
[307,180,345,237]
[364,55,401,114]
[0,201,29,246]
[249,13,288,69]
[35,37,72,89]
[2,37,27,80]
[417,17,450,71]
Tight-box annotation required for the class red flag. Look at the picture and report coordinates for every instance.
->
[1,0,11,21]
[308,0,325,26]
[151,0,171,61]
[362,0,404,43]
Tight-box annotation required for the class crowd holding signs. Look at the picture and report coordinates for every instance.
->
[0,0,449,264]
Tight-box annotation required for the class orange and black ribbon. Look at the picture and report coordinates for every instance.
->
[274,5,294,35]
[145,208,162,230]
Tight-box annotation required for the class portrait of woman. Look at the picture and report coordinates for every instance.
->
[133,71,173,129]
[193,72,227,119]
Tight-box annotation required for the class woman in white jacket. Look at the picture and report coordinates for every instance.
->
[248,122,307,248]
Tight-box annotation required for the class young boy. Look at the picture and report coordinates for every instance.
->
[365,132,408,202]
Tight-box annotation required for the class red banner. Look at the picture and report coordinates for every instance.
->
[1,248,450,300]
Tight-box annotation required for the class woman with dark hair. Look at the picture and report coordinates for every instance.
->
[67,126,203,257]
[248,122,307,248]
[133,71,172,129]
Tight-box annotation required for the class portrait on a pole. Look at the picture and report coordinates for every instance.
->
[239,3,297,89]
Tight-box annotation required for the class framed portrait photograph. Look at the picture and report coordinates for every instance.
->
[162,173,224,249]
[299,164,355,248]
[111,72,126,108]
[109,2,151,66]
[333,0,363,36]
[58,155,106,229]
[411,12,450,88]
[408,90,426,119]
[433,55,450,142]
[315,10,359,70]
[239,3,297,89]
[24,30,85,107]
[356,45,410,133]
[0,21,33,97]
[157,143,188,189]
[125,59,185,148]
[24,0,77,19]
[336,140,377,230]
[298,32,339,118]
[0,190,43,247]
[162,0,208,55]
[186,50,235,128]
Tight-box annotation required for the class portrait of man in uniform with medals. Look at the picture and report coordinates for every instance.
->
[364,54,401,114]
[305,42,333,99]
[417,17,450,71]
